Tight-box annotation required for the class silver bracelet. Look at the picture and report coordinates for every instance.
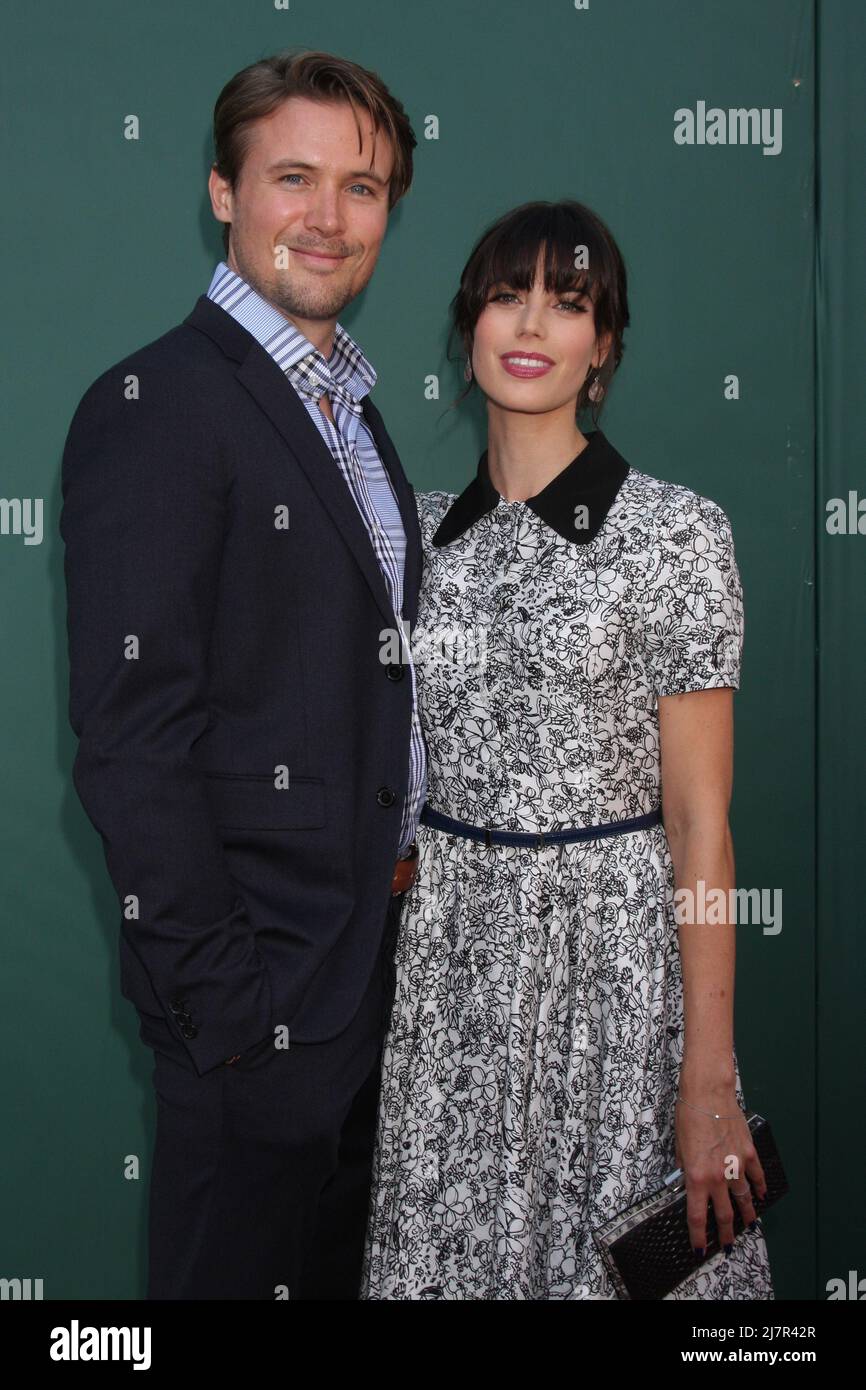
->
[676,1094,740,1121]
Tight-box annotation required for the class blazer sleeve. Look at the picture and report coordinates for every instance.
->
[60,366,273,1075]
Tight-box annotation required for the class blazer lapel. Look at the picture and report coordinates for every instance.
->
[185,296,418,634]
[361,395,422,630]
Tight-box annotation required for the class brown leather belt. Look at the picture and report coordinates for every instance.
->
[391,841,419,896]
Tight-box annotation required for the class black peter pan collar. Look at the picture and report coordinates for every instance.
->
[432,428,630,547]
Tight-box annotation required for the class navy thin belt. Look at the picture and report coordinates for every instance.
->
[419,803,663,849]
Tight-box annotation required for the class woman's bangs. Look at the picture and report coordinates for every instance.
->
[482,218,597,302]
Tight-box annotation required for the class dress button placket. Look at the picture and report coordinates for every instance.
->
[478,504,526,824]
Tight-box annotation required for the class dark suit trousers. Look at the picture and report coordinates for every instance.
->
[144,892,403,1300]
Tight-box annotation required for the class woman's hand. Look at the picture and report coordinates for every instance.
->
[675,1085,768,1254]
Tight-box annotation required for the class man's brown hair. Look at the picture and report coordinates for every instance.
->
[212,48,417,255]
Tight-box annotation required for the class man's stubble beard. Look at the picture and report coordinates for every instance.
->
[230,236,362,323]
[268,275,353,323]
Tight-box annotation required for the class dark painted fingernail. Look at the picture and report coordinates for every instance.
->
[749,1219,760,1230]
[724,1242,734,1255]
[693,1246,705,1257]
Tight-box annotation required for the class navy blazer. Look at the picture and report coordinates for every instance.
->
[60,295,423,1075]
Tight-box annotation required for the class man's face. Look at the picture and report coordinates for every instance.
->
[209,95,394,341]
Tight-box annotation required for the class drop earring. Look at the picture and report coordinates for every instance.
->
[464,357,473,382]
[587,370,604,403]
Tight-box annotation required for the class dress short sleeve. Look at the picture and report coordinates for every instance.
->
[642,493,744,696]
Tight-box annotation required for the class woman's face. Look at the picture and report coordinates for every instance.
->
[470,248,608,418]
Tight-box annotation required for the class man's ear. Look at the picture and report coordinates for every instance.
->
[208,165,233,228]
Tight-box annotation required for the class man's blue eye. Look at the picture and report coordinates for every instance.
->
[279,175,373,195]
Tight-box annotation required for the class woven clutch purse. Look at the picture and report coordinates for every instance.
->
[591,1110,788,1300]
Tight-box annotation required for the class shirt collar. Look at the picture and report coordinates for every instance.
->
[205,260,376,402]
[432,428,630,547]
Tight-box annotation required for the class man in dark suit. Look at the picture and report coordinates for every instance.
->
[60,49,426,1299]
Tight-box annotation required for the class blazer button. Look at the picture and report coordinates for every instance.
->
[180,1023,198,1039]
[376,786,396,807]
[168,997,188,1013]
[386,663,405,681]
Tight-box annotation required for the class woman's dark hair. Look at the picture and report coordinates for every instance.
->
[212,48,417,257]
[450,200,630,423]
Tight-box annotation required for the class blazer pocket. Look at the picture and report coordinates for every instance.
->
[204,773,326,830]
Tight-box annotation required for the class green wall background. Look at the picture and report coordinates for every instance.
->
[0,0,859,1300]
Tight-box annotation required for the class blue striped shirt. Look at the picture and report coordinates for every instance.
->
[206,261,426,857]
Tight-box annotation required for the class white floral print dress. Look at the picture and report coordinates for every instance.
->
[361,429,774,1301]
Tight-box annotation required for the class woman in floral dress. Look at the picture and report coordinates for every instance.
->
[361,200,774,1300]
